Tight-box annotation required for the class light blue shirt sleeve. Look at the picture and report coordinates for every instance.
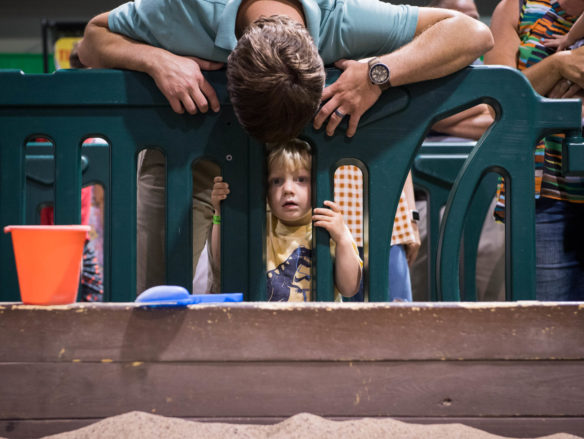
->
[108,0,232,62]
[317,0,418,65]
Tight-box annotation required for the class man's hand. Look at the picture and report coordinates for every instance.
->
[313,59,381,138]
[211,176,230,214]
[548,77,582,99]
[554,47,584,90]
[79,12,224,115]
[150,53,224,115]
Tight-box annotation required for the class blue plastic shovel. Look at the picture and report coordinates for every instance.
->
[136,285,243,307]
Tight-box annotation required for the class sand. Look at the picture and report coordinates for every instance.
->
[39,412,582,439]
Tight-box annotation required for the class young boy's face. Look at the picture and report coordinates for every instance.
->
[267,163,311,225]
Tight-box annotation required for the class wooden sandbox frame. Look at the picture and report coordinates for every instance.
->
[0,302,583,438]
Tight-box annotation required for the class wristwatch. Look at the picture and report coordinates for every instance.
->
[368,57,391,91]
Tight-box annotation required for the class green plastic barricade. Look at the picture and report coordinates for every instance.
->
[413,141,499,301]
[0,66,581,302]
[23,140,110,299]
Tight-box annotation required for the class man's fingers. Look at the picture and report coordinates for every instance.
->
[192,88,209,114]
[188,56,224,71]
[181,94,199,115]
[548,79,571,98]
[564,83,581,98]
[313,97,339,129]
[167,96,185,114]
[200,80,221,112]
[314,104,348,136]
[321,84,335,102]
[320,103,346,136]
[325,114,343,136]
[346,114,361,138]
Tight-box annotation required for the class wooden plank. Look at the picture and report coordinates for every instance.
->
[0,303,583,362]
[2,416,584,439]
[1,361,583,419]
[1,419,91,439]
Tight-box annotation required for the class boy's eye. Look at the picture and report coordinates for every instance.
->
[296,176,309,183]
[270,178,282,186]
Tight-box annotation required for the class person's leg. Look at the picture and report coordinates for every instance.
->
[79,238,104,302]
[409,196,429,300]
[389,244,412,301]
[475,197,506,301]
[136,149,166,295]
[192,160,221,292]
[536,197,584,301]
[192,242,211,293]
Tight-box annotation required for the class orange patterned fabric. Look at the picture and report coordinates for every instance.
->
[333,165,416,247]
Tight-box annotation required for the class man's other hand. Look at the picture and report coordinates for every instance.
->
[152,53,224,115]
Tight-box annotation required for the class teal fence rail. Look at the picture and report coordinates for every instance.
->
[412,140,499,301]
[21,139,494,302]
[0,66,581,301]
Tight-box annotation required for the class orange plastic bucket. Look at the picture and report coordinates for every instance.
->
[4,225,90,305]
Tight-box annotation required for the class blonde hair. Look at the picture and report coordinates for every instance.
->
[267,139,312,174]
[227,15,325,144]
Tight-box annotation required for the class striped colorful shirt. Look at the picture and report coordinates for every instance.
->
[495,0,584,220]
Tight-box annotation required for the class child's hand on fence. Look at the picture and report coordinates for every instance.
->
[211,176,230,214]
[313,200,352,245]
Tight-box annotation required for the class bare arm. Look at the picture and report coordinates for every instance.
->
[402,174,421,267]
[543,14,584,51]
[312,201,362,297]
[482,0,520,68]
[433,0,584,139]
[431,104,495,140]
[314,8,494,137]
[78,12,223,114]
[567,14,584,47]
[485,0,584,97]
[210,177,230,273]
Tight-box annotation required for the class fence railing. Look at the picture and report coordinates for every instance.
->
[412,140,499,301]
[0,66,581,301]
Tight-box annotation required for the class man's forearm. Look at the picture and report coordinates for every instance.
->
[431,104,494,140]
[379,12,493,87]
[78,13,159,74]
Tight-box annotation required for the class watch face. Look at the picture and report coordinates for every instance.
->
[370,63,390,85]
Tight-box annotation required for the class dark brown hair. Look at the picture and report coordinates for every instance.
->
[227,16,325,144]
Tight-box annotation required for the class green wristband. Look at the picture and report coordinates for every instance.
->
[213,214,221,225]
